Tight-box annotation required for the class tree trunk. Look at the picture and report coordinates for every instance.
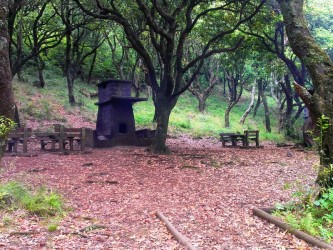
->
[258,79,271,132]
[224,106,232,128]
[151,92,177,154]
[279,74,293,135]
[188,89,208,113]
[0,3,15,120]
[240,84,255,125]
[65,30,76,105]
[13,13,23,80]
[222,75,227,96]
[252,93,261,118]
[279,0,333,188]
[262,90,271,133]
[198,95,206,113]
[66,68,76,105]
[0,1,16,159]
[87,50,97,84]
[35,56,46,88]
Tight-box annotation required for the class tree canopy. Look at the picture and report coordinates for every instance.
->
[73,0,266,153]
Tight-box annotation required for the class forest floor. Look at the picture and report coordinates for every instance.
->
[0,135,320,249]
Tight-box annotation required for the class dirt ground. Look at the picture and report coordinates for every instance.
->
[0,136,320,249]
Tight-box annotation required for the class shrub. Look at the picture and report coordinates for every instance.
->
[0,116,16,159]
[0,181,65,217]
[0,116,16,142]
[274,188,333,242]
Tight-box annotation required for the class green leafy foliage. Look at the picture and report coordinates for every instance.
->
[0,116,16,159]
[312,115,333,188]
[274,188,333,243]
[0,116,16,143]
[0,181,66,217]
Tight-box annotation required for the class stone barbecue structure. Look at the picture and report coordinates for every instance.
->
[87,79,154,148]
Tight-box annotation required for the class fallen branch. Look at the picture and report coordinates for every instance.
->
[70,232,88,238]
[27,168,47,173]
[9,230,37,236]
[79,224,109,232]
[79,89,98,98]
[253,207,333,249]
[180,165,200,170]
[156,211,196,250]
[82,163,94,167]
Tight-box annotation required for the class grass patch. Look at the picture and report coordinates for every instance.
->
[134,92,286,141]
[14,68,297,143]
[0,181,66,217]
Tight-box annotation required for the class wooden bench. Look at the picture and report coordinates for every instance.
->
[7,127,32,153]
[244,130,259,147]
[35,126,87,151]
[220,132,246,147]
[35,132,63,151]
[220,130,260,147]
[54,126,87,151]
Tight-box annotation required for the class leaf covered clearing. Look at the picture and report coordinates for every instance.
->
[0,137,319,249]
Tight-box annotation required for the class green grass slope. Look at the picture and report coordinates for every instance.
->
[13,73,300,142]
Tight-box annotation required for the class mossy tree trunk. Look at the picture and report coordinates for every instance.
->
[279,75,294,135]
[0,1,15,119]
[257,79,271,133]
[151,91,178,154]
[35,56,46,88]
[240,84,255,125]
[0,0,16,159]
[224,69,244,128]
[279,0,333,188]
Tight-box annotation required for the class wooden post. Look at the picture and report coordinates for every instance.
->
[51,139,56,150]
[23,128,28,153]
[244,130,249,147]
[13,138,18,153]
[81,128,86,151]
[69,137,74,151]
[255,130,259,147]
[59,126,64,151]
[241,134,246,147]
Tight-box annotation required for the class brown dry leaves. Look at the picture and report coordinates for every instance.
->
[0,136,320,249]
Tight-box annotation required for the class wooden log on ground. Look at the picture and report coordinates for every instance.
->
[253,207,333,249]
[156,211,197,250]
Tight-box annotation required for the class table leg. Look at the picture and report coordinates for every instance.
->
[13,139,18,153]
[231,137,237,146]
[69,138,74,150]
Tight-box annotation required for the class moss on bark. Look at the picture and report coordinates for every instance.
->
[279,0,333,188]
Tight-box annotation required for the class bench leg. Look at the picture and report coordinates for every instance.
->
[7,141,14,152]
[69,138,74,151]
[40,140,47,150]
[242,138,246,147]
[13,139,18,153]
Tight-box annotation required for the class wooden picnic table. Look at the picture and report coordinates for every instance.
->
[34,132,61,150]
[5,126,88,153]
[220,132,246,147]
[220,130,260,147]
[7,128,32,153]
[34,130,85,151]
